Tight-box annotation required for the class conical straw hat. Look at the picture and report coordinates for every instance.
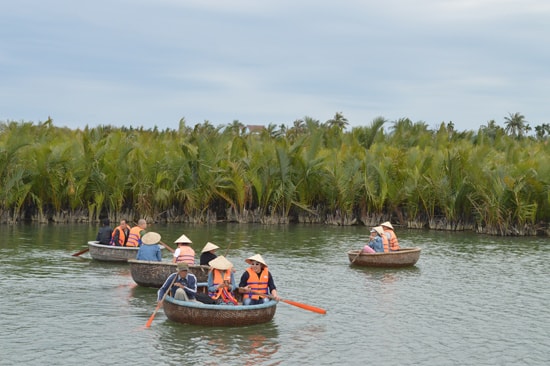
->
[141,232,161,245]
[174,234,192,244]
[201,242,220,253]
[209,255,233,270]
[245,254,267,267]
[380,221,394,230]
[373,226,384,236]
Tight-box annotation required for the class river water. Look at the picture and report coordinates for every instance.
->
[0,223,548,366]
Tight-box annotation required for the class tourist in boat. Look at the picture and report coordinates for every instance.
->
[172,234,195,264]
[200,242,220,265]
[361,228,378,253]
[126,219,147,247]
[380,221,400,251]
[136,232,162,261]
[95,218,112,245]
[363,226,387,253]
[158,262,197,301]
[238,254,280,305]
[110,219,130,246]
[208,256,238,305]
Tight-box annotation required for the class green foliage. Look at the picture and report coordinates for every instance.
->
[0,115,548,234]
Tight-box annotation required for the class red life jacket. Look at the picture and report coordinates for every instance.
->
[243,267,269,300]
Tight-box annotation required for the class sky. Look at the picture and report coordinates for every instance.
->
[1,0,549,133]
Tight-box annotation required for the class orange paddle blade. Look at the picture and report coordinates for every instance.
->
[281,299,327,315]
[145,301,163,328]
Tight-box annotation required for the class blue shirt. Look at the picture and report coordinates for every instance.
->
[368,236,385,252]
[157,272,198,301]
[136,244,162,261]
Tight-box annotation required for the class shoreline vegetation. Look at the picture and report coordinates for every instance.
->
[1,114,549,236]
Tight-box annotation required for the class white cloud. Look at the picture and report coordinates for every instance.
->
[1,0,549,131]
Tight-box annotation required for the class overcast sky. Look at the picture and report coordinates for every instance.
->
[1,0,549,132]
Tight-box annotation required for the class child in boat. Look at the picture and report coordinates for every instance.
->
[207,256,238,305]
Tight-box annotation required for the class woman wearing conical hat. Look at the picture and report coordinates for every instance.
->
[200,242,220,265]
[380,221,400,251]
[172,234,195,265]
[207,256,238,304]
[136,232,163,261]
[238,254,280,305]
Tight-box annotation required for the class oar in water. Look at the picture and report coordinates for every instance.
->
[145,274,177,328]
[241,288,327,315]
[72,247,89,257]
[351,249,364,263]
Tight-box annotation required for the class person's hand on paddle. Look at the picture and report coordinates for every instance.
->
[270,289,281,301]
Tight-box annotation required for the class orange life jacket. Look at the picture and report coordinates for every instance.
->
[209,269,237,304]
[384,229,400,251]
[243,267,269,300]
[381,233,390,253]
[175,245,195,264]
[110,225,127,246]
[126,226,142,247]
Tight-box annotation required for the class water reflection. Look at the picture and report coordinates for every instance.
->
[154,320,281,365]
[1,223,549,366]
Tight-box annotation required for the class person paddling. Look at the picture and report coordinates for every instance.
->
[158,262,197,302]
[238,254,280,305]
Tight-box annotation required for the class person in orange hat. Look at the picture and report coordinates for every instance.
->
[238,254,280,305]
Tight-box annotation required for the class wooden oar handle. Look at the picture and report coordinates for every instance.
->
[238,287,275,299]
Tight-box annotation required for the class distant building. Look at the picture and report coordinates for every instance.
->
[246,125,265,134]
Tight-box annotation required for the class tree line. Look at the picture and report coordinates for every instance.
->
[1,112,549,236]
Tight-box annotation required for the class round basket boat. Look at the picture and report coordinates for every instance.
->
[347,247,421,267]
[163,296,277,327]
[87,241,140,262]
[128,259,210,287]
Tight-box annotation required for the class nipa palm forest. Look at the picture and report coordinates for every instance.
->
[1,113,549,236]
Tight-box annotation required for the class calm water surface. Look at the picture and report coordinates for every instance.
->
[0,223,548,366]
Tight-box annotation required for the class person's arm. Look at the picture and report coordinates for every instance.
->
[156,247,162,261]
[267,272,280,300]
[207,271,217,293]
[185,275,197,297]
[111,229,120,246]
[229,272,237,291]
[157,273,176,301]
[172,248,180,263]
[238,272,250,292]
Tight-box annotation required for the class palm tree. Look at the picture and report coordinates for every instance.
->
[504,112,530,138]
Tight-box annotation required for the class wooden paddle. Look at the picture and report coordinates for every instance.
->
[71,247,89,257]
[145,274,177,328]
[351,249,364,263]
[241,288,326,315]
[159,241,175,253]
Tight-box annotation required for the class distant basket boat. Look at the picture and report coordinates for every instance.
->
[163,295,277,327]
[128,259,210,287]
[87,241,165,262]
[347,247,421,267]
